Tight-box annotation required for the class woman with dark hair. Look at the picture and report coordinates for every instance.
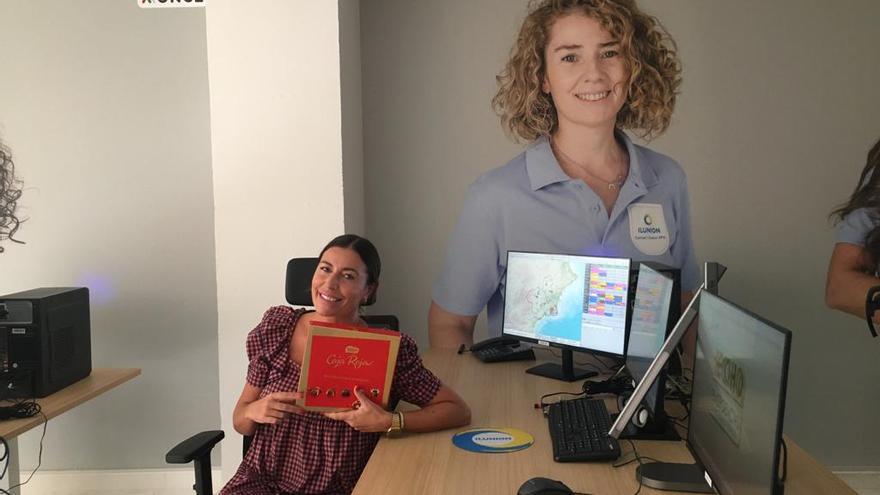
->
[826,137,880,321]
[221,234,470,495]
[430,0,698,348]
[0,141,24,253]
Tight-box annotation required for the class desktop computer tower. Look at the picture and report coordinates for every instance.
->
[0,287,92,398]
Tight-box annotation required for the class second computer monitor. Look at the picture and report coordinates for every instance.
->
[625,264,676,437]
[502,251,630,381]
[689,292,791,495]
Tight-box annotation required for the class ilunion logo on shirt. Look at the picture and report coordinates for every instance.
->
[628,204,669,255]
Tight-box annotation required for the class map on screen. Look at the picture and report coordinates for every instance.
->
[503,251,629,355]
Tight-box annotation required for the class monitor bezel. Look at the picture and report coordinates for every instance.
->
[687,291,791,495]
[501,249,632,359]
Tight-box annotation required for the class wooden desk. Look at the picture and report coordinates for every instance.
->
[354,350,853,495]
[0,368,141,494]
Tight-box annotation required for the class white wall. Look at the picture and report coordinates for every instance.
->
[0,0,360,484]
[361,0,880,468]
[0,0,219,470]
[205,0,348,482]
[340,0,366,235]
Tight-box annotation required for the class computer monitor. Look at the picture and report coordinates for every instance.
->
[502,250,630,382]
[687,292,791,495]
[620,263,679,440]
[611,290,791,495]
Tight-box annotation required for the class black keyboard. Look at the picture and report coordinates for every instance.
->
[547,397,621,462]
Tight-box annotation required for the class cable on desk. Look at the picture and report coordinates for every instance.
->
[546,348,623,374]
[0,401,40,421]
[536,390,587,416]
[0,403,46,494]
[611,439,666,495]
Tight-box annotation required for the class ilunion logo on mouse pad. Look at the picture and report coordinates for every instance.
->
[452,428,534,453]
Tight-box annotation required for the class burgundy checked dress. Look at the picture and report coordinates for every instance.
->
[221,307,441,495]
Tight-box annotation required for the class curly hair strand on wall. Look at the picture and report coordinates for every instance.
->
[0,143,24,253]
[492,0,682,142]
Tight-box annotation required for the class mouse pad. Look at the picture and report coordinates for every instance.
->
[452,428,534,453]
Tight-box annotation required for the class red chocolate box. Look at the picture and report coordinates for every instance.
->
[298,321,401,412]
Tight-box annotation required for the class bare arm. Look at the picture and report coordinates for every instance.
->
[324,384,471,433]
[825,243,880,319]
[232,383,303,436]
[397,384,471,433]
[428,300,477,349]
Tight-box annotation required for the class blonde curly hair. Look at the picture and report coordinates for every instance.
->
[492,0,681,142]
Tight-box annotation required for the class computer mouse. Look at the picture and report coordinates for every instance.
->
[517,477,574,495]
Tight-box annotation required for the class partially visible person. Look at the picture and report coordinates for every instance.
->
[0,140,24,252]
[221,234,470,495]
[826,137,880,321]
[430,0,698,349]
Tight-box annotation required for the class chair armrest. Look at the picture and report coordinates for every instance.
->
[166,430,225,464]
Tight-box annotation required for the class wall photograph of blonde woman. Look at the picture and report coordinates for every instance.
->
[361,0,880,471]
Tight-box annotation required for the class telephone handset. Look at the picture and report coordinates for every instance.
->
[468,336,536,363]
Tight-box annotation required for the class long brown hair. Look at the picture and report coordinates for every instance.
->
[832,137,880,267]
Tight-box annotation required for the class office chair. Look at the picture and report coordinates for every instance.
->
[165,257,399,495]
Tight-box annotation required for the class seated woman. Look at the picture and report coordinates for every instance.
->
[826,137,880,322]
[221,234,471,495]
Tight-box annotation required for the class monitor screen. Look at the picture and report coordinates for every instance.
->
[689,292,791,495]
[626,264,674,415]
[502,251,630,356]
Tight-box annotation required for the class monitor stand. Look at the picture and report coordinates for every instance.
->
[611,411,680,441]
[636,462,713,493]
[525,349,597,382]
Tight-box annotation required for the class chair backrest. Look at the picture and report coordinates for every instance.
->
[285,257,320,306]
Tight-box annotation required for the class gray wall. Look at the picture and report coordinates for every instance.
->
[362,0,880,468]
[0,1,219,470]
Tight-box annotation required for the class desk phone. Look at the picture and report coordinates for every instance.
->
[470,337,536,363]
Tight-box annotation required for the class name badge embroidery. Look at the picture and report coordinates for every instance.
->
[628,203,669,255]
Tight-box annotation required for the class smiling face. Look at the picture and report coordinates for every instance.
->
[311,247,375,323]
[541,13,628,134]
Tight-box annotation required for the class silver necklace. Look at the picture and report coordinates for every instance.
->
[550,137,628,191]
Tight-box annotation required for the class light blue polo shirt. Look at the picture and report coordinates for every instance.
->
[835,208,877,245]
[433,131,700,337]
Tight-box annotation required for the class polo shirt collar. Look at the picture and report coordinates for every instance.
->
[525,136,569,191]
[525,131,660,191]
